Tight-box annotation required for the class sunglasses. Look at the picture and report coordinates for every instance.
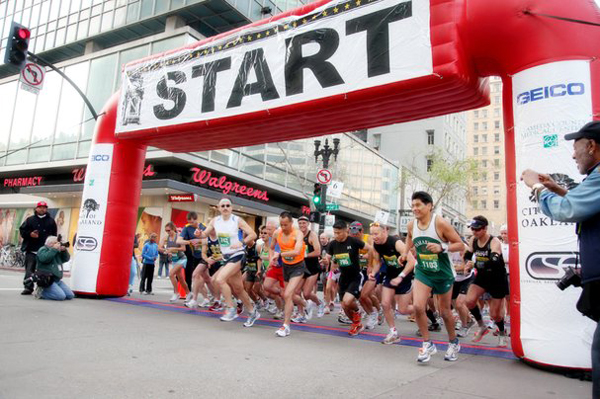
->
[220,204,231,208]
[470,226,483,232]
[165,229,171,232]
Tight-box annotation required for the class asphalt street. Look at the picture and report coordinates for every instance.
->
[0,269,591,399]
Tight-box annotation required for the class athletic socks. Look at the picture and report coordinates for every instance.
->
[496,319,505,334]
[470,305,483,323]
[426,309,437,325]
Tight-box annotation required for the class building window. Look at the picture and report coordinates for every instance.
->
[482,172,488,180]
[482,147,488,156]
[494,186,500,195]
[426,157,433,172]
[495,120,500,129]
[474,135,479,143]
[494,200,500,209]
[494,95,501,104]
[472,186,478,196]
[482,159,488,168]
[494,133,500,142]
[482,122,488,130]
[494,158,500,167]
[473,147,479,156]
[482,109,488,118]
[482,186,488,195]
[482,134,488,143]
[494,108,500,117]
[494,146,500,155]
[427,129,435,145]
[472,200,478,209]
[481,200,487,209]
[494,172,500,181]
[474,122,479,130]
[474,110,479,118]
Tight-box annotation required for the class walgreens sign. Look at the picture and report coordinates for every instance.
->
[190,167,269,202]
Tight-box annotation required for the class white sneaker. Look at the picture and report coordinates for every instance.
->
[444,341,461,362]
[292,315,307,324]
[185,299,198,308]
[267,304,278,314]
[306,301,316,320]
[244,308,261,327]
[169,294,180,302]
[275,324,291,337]
[366,311,378,330]
[417,341,437,363]
[274,310,284,320]
[185,293,193,302]
[317,302,325,318]
[382,329,401,345]
[497,335,508,348]
[199,298,211,308]
[220,307,238,322]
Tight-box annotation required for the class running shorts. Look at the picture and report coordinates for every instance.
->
[266,265,285,288]
[472,266,509,299]
[339,272,364,299]
[304,258,321,278]
[383,271,413,295]
[452,274,474,300]
[415,269,454,295]
[283,261,307,282]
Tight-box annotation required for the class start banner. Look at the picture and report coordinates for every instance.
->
[115,0,432,133]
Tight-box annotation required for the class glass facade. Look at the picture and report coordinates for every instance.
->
[0,0,308,58]
[0,1,398,225]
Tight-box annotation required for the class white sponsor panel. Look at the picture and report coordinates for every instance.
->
[374,210,390,224]
[70,144,114,294]
[512,60,595,368]
[328,180,344,198]
[115,0,432,133]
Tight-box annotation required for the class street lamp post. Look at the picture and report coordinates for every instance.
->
[313,138,341,231]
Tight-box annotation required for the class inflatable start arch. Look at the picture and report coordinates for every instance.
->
[71,0,600,371]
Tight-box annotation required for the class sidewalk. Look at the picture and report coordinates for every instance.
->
[0,270,591,399]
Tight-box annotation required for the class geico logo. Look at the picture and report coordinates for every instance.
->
[76,236,98,251]
[525,251,578,280]
[517,83,585,105]
[90,154,110,162]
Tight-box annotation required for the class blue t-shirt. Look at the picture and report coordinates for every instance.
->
[180,222,206,259]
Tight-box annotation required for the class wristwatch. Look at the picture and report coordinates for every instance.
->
[532,182,545,198]
[440,243,449,253]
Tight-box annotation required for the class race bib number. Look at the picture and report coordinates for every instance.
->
[334,253,352,267]
[418,253,440,272]
[383,255,400,268]
[218,233,231,248]
[246,262,257,271]
[283,256,296,262]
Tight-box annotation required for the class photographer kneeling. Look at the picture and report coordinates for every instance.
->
[35,236,74,301]
[522,121,600,397]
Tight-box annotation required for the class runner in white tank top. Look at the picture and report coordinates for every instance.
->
[199,198,260,327]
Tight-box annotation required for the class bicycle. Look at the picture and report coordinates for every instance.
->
[0,244,25,268]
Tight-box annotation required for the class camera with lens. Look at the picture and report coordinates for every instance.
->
[57,234,70,248]
[556,266,582,291]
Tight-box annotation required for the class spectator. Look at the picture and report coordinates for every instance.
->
[35,236,73,301]
[521,121,600,396]
[139,233,159,294]
[19,201,57,295]
[128,233,140,295]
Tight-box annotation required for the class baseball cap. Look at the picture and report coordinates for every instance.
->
[349,221,363,233]
[298,216,309,222]
[36,201,48,208]
[468,215,488,229]
[564,121,600,141]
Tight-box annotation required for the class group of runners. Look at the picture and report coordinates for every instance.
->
[159,191,510,364]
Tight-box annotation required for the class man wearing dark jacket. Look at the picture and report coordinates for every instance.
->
[19,201,57,295]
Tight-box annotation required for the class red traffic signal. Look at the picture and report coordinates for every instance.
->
[3,22,30,71]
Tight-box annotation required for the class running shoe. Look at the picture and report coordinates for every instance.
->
[428,323,442,332]
[292,315,308,324]
[185,293,193,302]
[497,335,508,348]
[457,327,469,338]
[455,320,462,331]
[169,294,180,303]
[275,324,290,337]
[329,302,335,311]
[244,308,261,327]
[306,301,316,320]
[208,301,223,312]
[324,306,331,315]
[444,341,460,362]
[199,298,211,308]
[220,307,238,322]
[338,313,352,325]
[274,310,284,320]
[378,310,384,325]
[267,303,278,314]
[317,302,325,318]
[366,311,378,330]
[382,330,401,345]
[349,322,364,336]
[417,341,437,363]
[472,326,490,343]
[185,299,198,308]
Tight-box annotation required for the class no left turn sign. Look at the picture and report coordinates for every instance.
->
[316,169,332,184]
[20,62,45,93]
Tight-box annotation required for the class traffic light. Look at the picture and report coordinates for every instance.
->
[4,22,30,71]
[312,183,322,208]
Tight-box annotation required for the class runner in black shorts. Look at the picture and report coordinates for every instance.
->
[243,240,262,305]
[298,216,324,319]
[450,245,475,338]
[327,220,372,336]
[203,230,224,311]
[464,215,509,347]
[370,222,416,344]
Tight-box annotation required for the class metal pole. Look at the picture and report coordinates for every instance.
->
[27,51,99,121]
